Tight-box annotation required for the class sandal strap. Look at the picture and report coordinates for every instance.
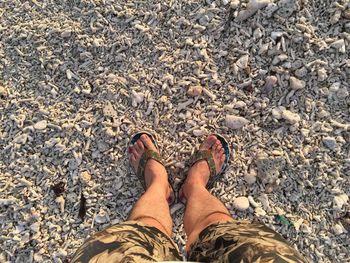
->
[191,150,216,178]
[136,149,163,189]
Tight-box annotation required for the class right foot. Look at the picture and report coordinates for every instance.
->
[181,135,226,200]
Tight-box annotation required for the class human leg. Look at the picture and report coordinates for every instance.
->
[181,135,233,250]
[71,134,181,262]
[182,135,308,263]
[127,134,173,237]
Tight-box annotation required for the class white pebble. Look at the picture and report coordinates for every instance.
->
[281,110,301,124]
[30,222,40,233]
[289,76,306,90]
[255,207,266,216]
[225,115,249,130]
[236,55,249,69]
[248,196,259,207]
[331,39,346,53]
[233,196,250,211]
[333,194,348,210]
[34,120,48,130]
[332,224,346,235]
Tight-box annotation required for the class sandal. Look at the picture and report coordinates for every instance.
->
[179,133,231,203]
[129,131,176,206]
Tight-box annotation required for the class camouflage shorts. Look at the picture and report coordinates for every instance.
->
[71,220,308,263]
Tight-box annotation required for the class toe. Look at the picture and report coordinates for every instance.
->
[140,134,157,151]
[213,140,221,151]
[137,140,144,152]
[133,141,141,153]
[200,135,217,150]
[220,154,225,163]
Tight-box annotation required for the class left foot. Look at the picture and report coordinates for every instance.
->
[129,134,173,203]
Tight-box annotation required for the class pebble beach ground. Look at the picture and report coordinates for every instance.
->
[0,0,349,262]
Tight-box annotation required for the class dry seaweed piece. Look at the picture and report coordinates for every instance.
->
[78,193,87,219]
[51,182,65,196]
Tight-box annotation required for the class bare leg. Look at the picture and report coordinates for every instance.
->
[182,135,234,251]
[128,134,173,237]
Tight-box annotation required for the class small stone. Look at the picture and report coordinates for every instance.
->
[236,55,249,69]
[56,248,68,258]
[317,68,327,81]
[253,27,263,39]
[332,224,346,235]
[221,0,229,5]
[333,194,348,210]
[79,171,91,184]
[289,76,306,90]
[255,207,266,216]
[331,39,346,53]
[300,223,312,234]
[271,106,285,119]
[337,88,349,99]
[258,193,271,211]
[13,134,28,144]
[244,172,257,185]
[187,86,203,96]
[248,196,259,207]
[293,218,304,231]
[30,222,40,233]
[233,197,250,211]
[281,110,301,124]
[322,137,337,150]
[225,115,249,129]
[95,210,109,224]
[271,31,283,40]
[234,101,247,108]
[61,30,71,38]
[55,196,65,214]
[262,75,278,94]
[294,67,307,78]
[34,120,48,130]
[0,85,8,97]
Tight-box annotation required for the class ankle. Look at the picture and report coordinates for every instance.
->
[182,179,207,199]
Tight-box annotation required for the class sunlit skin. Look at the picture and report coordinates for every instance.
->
[128,134,233,249]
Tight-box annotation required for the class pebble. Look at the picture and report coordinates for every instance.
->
[233,196,250,211]
[332,224,346,235]
[55,196,65,214]
[34,120,48,130]
[333,194,348,210]
[317,68,327,81]
[236,0,272,21]
[289,76,306,90]
[236,55,249,69]
[244,173,257,184]
[30,222,40,233]
[187,86,203,96]
[225,115,249,130]
[79,171,91,184]
[95,210,109,224]
[293,218,304,231]
[258,194,271,211]
[322,137,337,150]
[248,196,259,207]
[262,75,277,94]
[255,207,266,216]
[331,39,346,53]
[281,110,301,124]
